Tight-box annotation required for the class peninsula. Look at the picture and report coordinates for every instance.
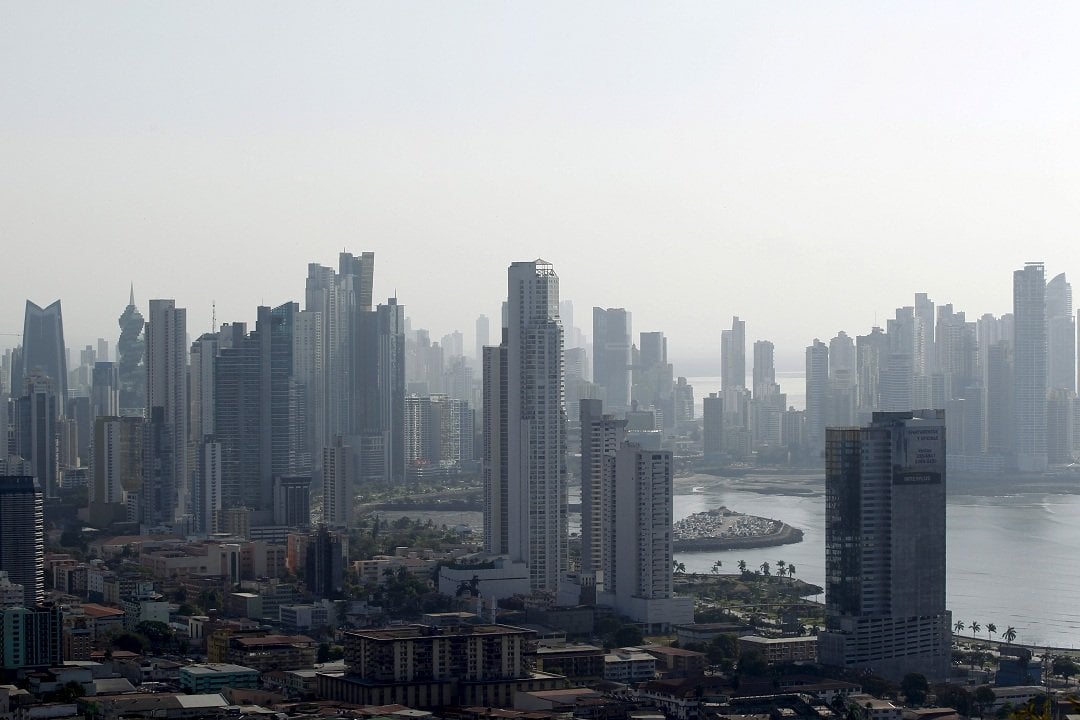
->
[673,506,803,551]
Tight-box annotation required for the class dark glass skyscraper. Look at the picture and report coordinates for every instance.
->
[819,410,951,682]
[0,476,45,607]
[14,300,67,403]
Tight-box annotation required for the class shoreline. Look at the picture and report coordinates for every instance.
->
[673,522,803,551]
[673,506,804,552]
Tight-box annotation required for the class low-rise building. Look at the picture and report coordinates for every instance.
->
[845,695,903,720]
[737,635,819,665]
[644,645,706,677]
[179,663,259,694]
[534,644,604,680]
[319,622,566,709]
[604,649,657,683]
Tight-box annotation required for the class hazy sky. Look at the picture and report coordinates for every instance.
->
[4,2,1080,371]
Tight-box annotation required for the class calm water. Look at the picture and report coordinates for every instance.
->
[674,472,1080,648]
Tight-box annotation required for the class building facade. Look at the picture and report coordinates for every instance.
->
[819,411,951,682]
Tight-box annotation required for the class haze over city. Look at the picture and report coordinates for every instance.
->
[7,2,1080,367]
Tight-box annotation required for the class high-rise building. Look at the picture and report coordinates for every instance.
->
[0,476,45,607]
[482,341,509,556]
[322,437,354,528]
[504,260,566,593]
[355,298,406,483]
[856,327,887,416]
[116,287,146,415]
[608,443,692,630]
[1014,262,1048,472]
[819,411,951,682]
[145,299,188,523]
[305,526,347,600]
[90,361,119,421]
[702,393,723,456]
[88,416,144,525]
[213,305,303,526]
[914,292,935,377]
[475,314,490,363]
[579,399,626,594]
[593,308,632,415]
[13,300,67,404]
[274,475,312,528]
[1046,272,1075,393]
[13,373,60,498]
[804,340,829,455]
[0,603,63,670]
[752,340,776,400]
[721,316,746,391]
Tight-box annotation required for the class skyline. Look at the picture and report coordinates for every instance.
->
[7,3,1080,365]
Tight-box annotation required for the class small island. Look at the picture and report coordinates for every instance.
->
[673,506,803,551]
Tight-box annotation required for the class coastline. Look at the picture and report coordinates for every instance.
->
[673,522,804,551]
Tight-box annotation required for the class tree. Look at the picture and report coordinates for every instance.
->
[776,560,786,577]
[932,683,972,716]
[954,620,965,635]
[759,561,771,576]
[736,649,768,676]
[1052,656,1079,680]
[974,686,996,718]
[901,672,929,705]
[1003,626,1017,644]
[111,631,148,654]
[971,621,981,637]
[610,624,644,649]
[712,559,723,575]
[672,559,686,574]
[706,633,740,666]
[787,564,796,579]
[987,623,997,643]
[135,621,175,653]
[738,559,747,575]
[317,642,331,664]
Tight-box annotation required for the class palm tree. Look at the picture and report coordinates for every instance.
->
[738,559,747,573]
[955,620,966,635]
[1003,626,1017,644]
[971,621,981,638]
[760,561,771,576]
[987,623,997,643]
[712,559,723,575]
[776,560,786,578]
[787,564,797,579]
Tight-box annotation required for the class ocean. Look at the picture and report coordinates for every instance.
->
[673,472,1080,649]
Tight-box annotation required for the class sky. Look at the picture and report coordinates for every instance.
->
[4,2,1080,372]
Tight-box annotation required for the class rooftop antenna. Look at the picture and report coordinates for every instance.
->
[211,301,216,332]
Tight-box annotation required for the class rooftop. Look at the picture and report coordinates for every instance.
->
[183,663,258,676]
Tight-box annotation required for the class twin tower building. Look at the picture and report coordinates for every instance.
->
[479,260,691,630]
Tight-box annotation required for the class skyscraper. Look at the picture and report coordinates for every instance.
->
[1046,272,1075,393]
[721,316,746,391]
[13,300,67,404]
[322,436,354,528]
[0,476,45,607]
[505,260,566,593]
[593,308,632,415]
[752,340,776,400]
[1014,262,1048,472]
[145,299,188,523]
[804,339,829,455]
[819,411,951,682]
[482,340,509,556]
[116,287,146,415]
[475,314,490,363]
[579,399,626,593]
[13,373,60,498]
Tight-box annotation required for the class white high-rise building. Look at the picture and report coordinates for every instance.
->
[606,443,692,630]
[146,299,188,522]
[1014,262,1048,472]
[506,260,566,594]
